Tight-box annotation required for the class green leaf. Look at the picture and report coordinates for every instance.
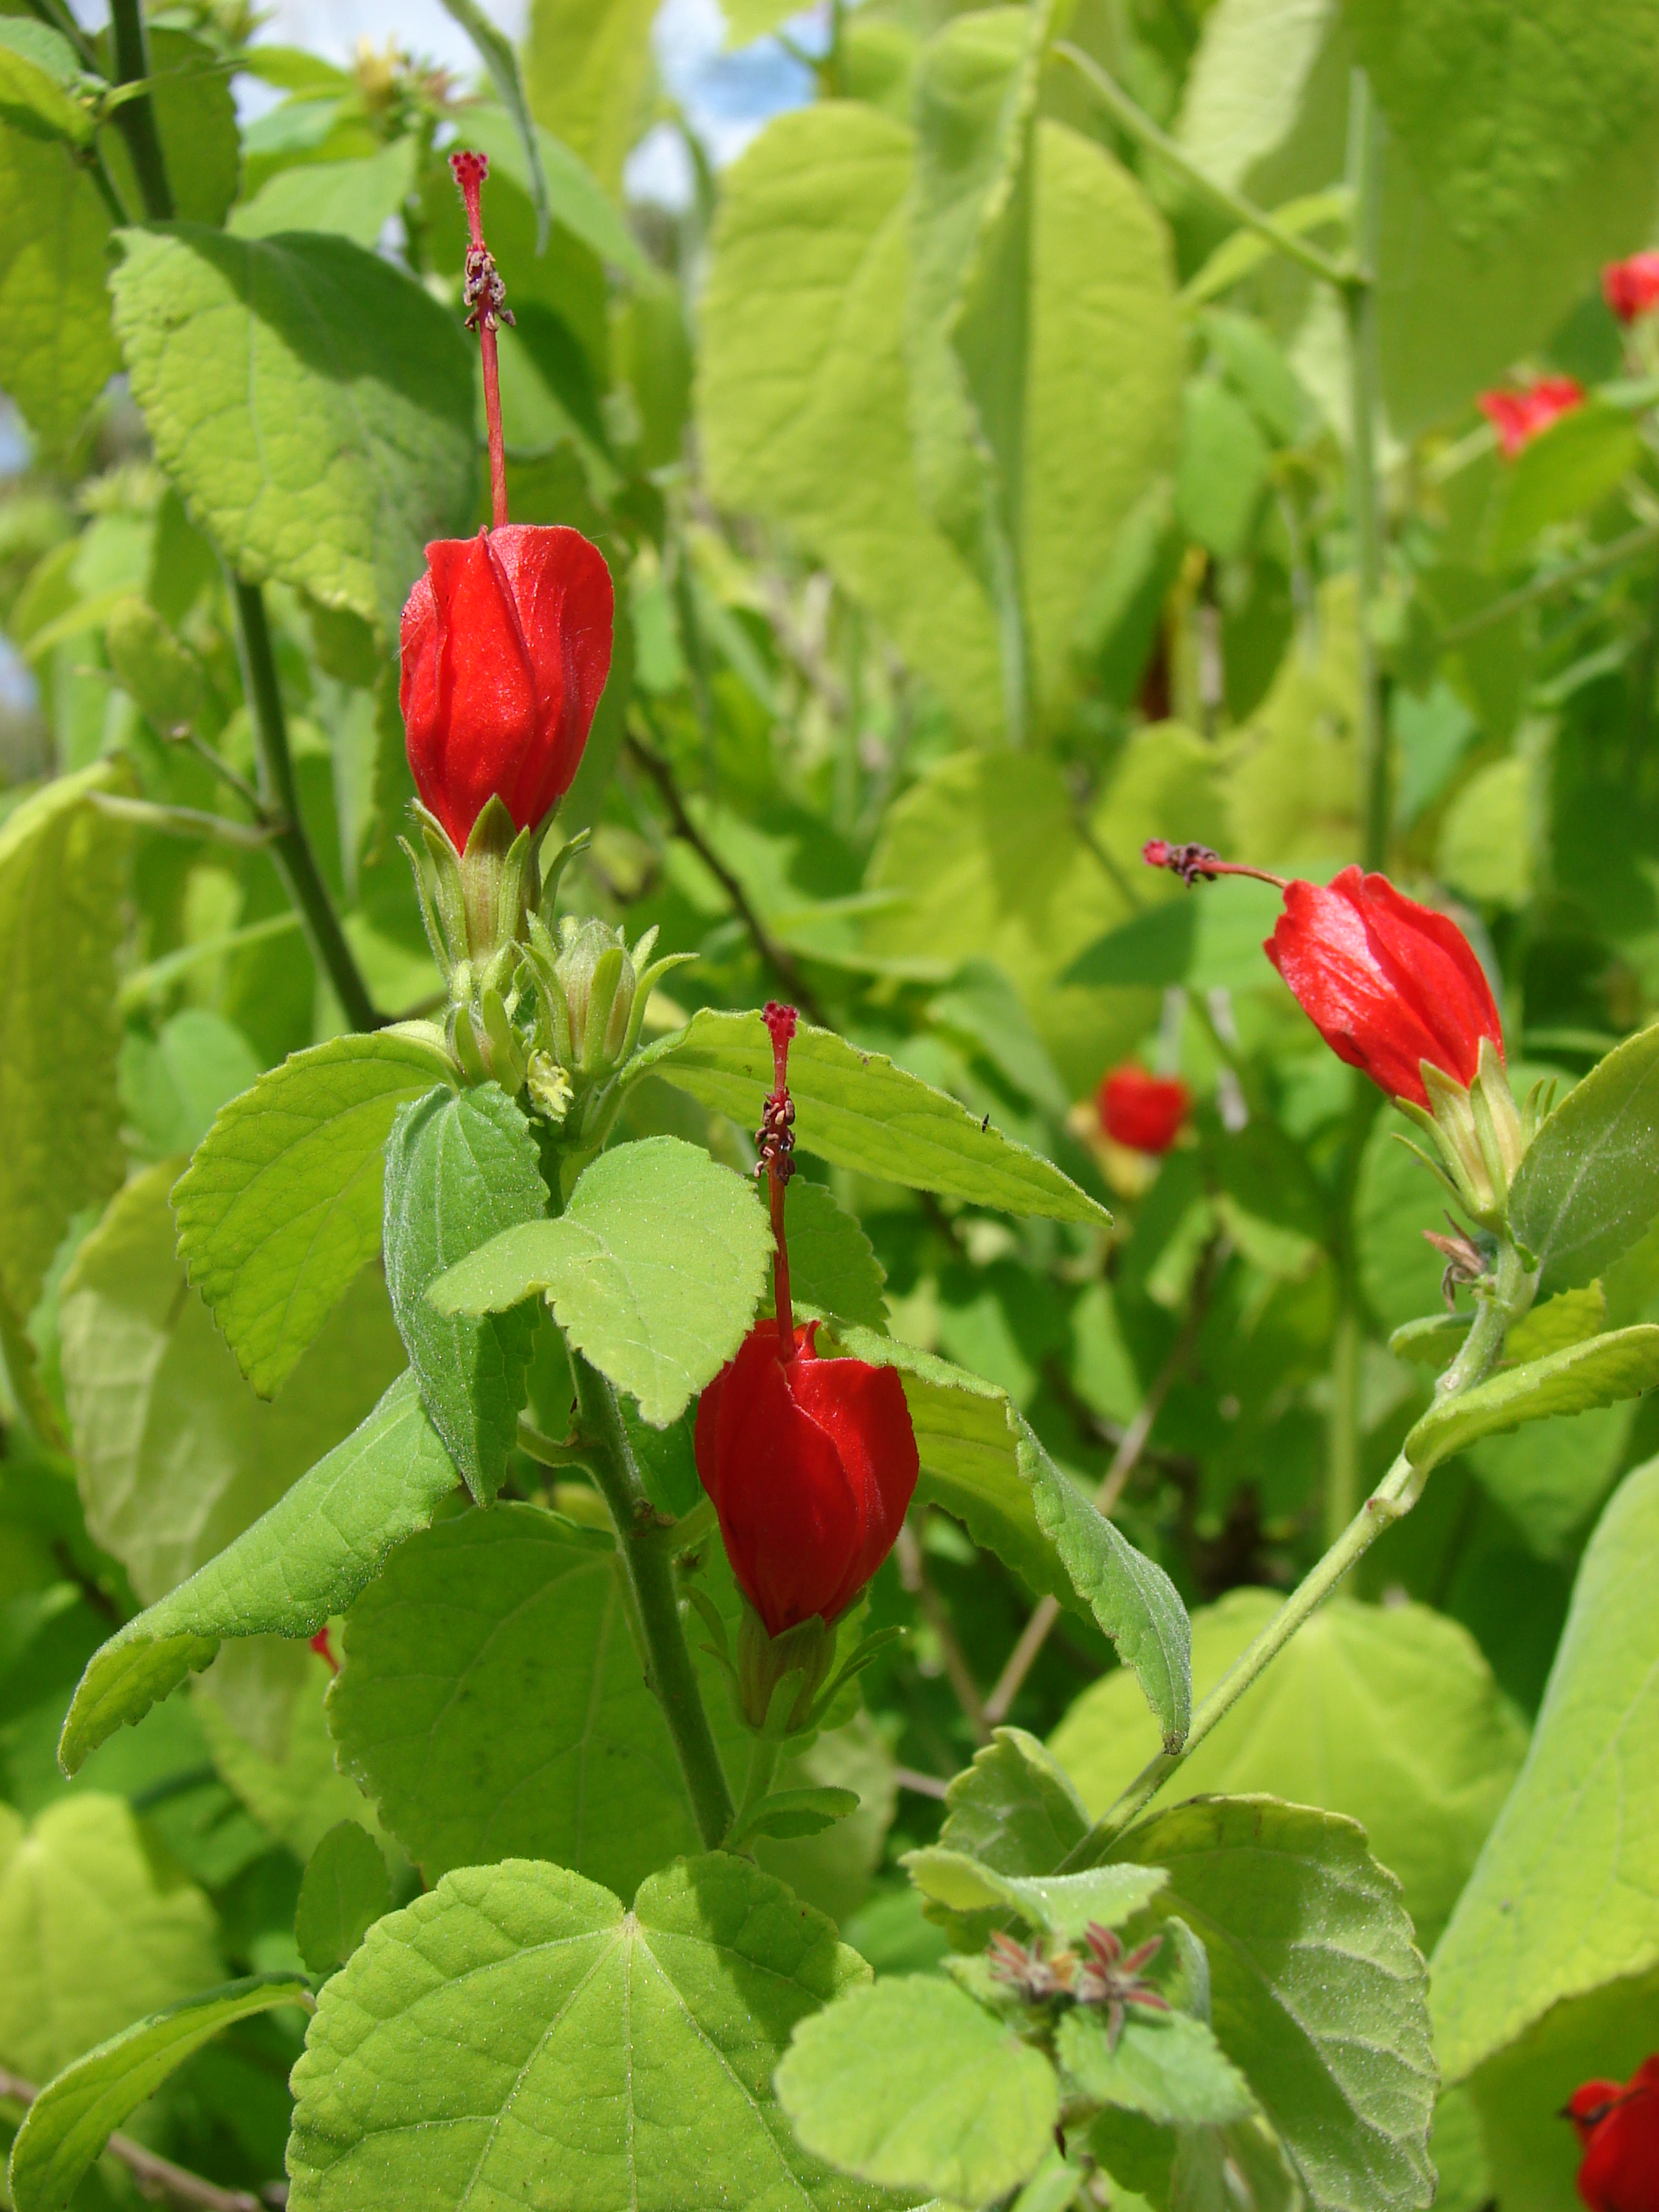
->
[6,1971,308,2212]
[287,1852,882,2210]
[1467,1393,1635,1559]
[0,28,90,145]
[936,1726,1091,1873]
[786,1178,889,1331]
[0,766,128,1327]
[823,1324,1190,1748]
[193,1643,374,1860]
[61,1163,407,1605]
[428,1135,771,1427]
[1057,2008,1254,2128]
[1177,379,1269,560]
[740,1787,861,1842]
[525,0,657,196]
[0,1796,222,2084]
[776,1972,1059,2206]
[1110,1797,1436,2212]
[435,0,551,246]
[903,1848,1166,1940]
[173,1029,456,1397]
[109,226,476,638]
[383,1084,548,1504]
[0,107,118,449]
[101,28,239,227]
[229,140,418,247]
[1404,1326,1659,1477]
[1430,1453,1659,2084]
[295,1822,390,1977]
[1509,1022,1659,1292]
[120,1009,261,1164]
[1481,401,1641,569]
[632,1009,1109,1225]
[1435,756,1534,910]
[1389,1284,1606,1369]
[327,1503,722,1893]
[1053,1591,1526,1952]
[58,1371,458,1775]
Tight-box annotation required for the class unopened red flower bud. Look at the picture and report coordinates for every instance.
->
[1264,866,1503,1110]
[400,524,613,851]
[1097,1065,1189,1154]
[1478,376,1584,458]
[1566,2055,1659,2212]
[1603,252,1659,324]
[695,1317,918,1635]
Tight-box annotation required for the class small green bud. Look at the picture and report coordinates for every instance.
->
[104,595,203,734]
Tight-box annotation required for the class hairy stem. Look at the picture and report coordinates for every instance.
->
[572,1353,734,1848]
[1054,42,1355,291]
[108,0,174,220]
[229,576,382,1033]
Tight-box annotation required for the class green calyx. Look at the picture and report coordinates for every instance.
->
[523,911,694,1098]
[1397,1037,1548,1232]
[690,1590,905,1741]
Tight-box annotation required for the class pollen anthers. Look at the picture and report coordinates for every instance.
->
[756,999,798,1188]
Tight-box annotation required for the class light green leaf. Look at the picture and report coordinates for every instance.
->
[435,0,551,247]
[295,1822,390,1977]
[6,1972,308,2212]
[61,1163,407,1605]
[1467,1395,1634,1559]
[101,27,239,227]
[1053,1591,1526,1951]
[193,1641,374,1860]
[825,1324,1190,1748]
[229,140,418,247]
[429,1135,771,1427]
[1357,1113,1447,1333]
[173,1029,456,1397]
[1110,1797,1436,2212]
[1176,0,1346,196]
[1435,756,1533,910]
[1404,1326,1659,1477]
[0,30,90,145]
[120,1009,261,1164]
[0,110,119,449]
[327,1503,721,1893]
[383,1083,548,1504]
[722,0,804,42]
[1057,2007,1254,2128]
[58,1371,458,1775]
[786,1178,890,1332]
[0,766,127,1328]
[936,1727,1091,1875]
[775,1973,1059,2207]
[0,1796,222,2084]
[700,101,1001,736]
[1431,1454,1659,2084]
[1177,379,1269,561]
[1509,1022,1659,1293]
[287,1853,883,2210]
[525,0,657,196]
[903,1848,1166,1940]
[632,1008,1109,1225]
[1389,1285,1606,1369]
[109,226,476,637]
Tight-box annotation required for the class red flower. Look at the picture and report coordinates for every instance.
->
[1098,1065,1189,1154]
[400,524,613,851]
[1478,376,1585,458]
[1264,866,1503,1111]
[1566,2058,1659,2212]
[695,1318,919,1635]
[1604,253,1659,325]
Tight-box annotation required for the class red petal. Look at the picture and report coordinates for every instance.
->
[786,1353,919,1621]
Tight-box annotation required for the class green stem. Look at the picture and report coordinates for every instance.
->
[1054,42,1356,291]
[1324,1295,1362,1548]
[1438,522,1659,648]
[1343,66,1388,870]
[1437,1237,1533,1398]
[108,0,174,221]
[572,1354,735,1850]
[229,576,382,1034]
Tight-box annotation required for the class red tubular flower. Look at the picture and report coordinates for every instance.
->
[1604,253,1659,325]
[1098,1065,1189,1154]
[694,1003,919,1637]
[1478,375,1584,457]
[1566,2058,1659,2212]
[400,524,613,850]
[1263,866,1503,1111]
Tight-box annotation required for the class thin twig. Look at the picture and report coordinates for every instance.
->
[1437,521,1659,647]
[895,1517,992,1746]
[983,1240,1222,1726]
[0,2069,267,2212]
[1054,43,1357,292]
[88,793,280,851]
[892,1765,950,1800]
[624,725,831,1027]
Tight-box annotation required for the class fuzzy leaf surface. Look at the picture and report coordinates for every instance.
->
[173,1028,457,1397]
[109,227,475,636]
[58,1371,456,1774]
[286,1853,885,2210]
[1109,1797,1436,2212]
[903,1849,1166,1941]
[428,1135,771,1426]
[0,103,117,447]
[7,1972,309,2212]
[383,1084,548,1503]
[1057,2006,1254,2127]
[633,1009,1109,1223]
[1509,1023,1659,1292]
